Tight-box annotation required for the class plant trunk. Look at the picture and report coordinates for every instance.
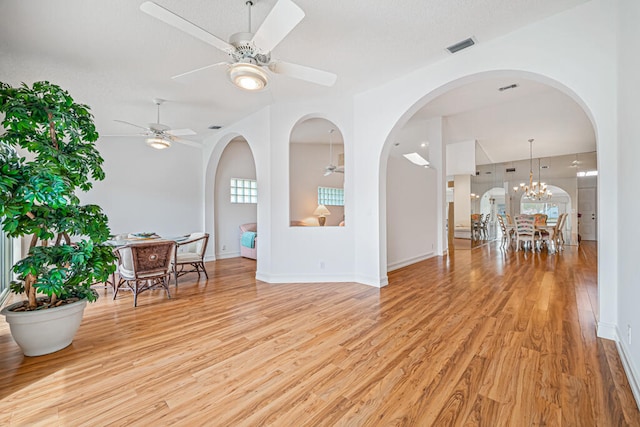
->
[25,273,37,309]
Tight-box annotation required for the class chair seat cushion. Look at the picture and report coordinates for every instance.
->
[176,253,203,263]
[119,266,168,280]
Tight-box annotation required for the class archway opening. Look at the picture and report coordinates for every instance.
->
[289,118,345,227]
[214,137,258,262]
[381,72,597,269]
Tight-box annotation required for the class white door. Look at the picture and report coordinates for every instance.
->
[578,188,597,241]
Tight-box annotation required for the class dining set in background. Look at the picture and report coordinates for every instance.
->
[497,212,568,252]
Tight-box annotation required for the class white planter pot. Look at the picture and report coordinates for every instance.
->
[1,298,87,356]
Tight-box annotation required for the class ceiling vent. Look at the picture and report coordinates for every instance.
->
[498,83,518,92]
[446,37,475,54]
[506,167,516,173]
[208,125,222,130]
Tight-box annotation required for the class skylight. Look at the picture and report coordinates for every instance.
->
[403,152,430,167]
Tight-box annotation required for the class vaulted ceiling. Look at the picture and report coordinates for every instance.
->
[1,0,592,161]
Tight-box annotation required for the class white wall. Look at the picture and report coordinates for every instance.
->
[82,137,202,237]
[453,175,472,230]
[616,0,640,404]
[386,156,437,270]
[214,139,257,259]
[289,143,344,226]
[446,140,476,176]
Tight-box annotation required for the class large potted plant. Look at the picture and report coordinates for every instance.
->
[0,81,115,356]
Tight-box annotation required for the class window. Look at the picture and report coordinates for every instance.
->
[0,230,12,305]
[318,186,344,206]
[230,178,257,204]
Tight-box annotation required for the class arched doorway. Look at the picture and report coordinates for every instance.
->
[380,72,597,272]
[214,137,257,259]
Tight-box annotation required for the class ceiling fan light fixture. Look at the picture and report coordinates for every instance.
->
[229,63,268,91]
[146,136,171,150]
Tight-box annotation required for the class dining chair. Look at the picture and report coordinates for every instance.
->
[497,214,511,248]
[471,214,482,240]
[514,215,538,251]
[480,213,491,239]
[533,213,550,247]
[554,213,568,250]
[533,213,548,226]
[505,213,514,226]
[173,232,209,286]
[113,240,176,307]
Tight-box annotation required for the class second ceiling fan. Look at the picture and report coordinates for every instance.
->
[324,128,344,176]
[114,98,199,149]
[140,0,337,91]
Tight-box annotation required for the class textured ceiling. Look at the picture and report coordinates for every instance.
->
[0,0,590,159]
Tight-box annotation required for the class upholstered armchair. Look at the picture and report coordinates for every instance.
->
[174,232,209,286]
[240,223,257,259]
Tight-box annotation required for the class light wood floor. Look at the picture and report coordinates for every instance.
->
[1,242,639,426]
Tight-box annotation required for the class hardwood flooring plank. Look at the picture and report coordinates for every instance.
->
[0,242,637,425]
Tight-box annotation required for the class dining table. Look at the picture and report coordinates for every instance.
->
[103,233,189,289]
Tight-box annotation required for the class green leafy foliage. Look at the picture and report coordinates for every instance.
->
[0,81,115,304]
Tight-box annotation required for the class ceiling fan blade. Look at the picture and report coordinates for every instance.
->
[140,1,233,53]
[171,137,202,149]
[114,119,150,131]
[252,0,305,53]
[166,128,197,136]
[171,62,228,80]
[270,61,337,87]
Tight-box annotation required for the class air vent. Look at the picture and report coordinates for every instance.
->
[208,125,222,130]
[498,84,518,92]
[446,37,475,54]
[506,167,516,173]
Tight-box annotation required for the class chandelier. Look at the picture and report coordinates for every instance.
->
[513,139,552,201]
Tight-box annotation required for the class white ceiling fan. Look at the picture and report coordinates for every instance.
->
[140,0,337,91]
[113,98,199,149]
[324,128,344,176]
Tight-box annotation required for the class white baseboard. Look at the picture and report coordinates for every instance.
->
[255,271,387,288]
[387,252,435,272]
[615,326,640,410]
[597,321,618,341]
[353,274,388,288]
[214,251,240,260]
